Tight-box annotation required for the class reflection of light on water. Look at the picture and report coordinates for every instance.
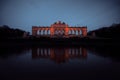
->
[0,47,120,80]
[32,47,87,63]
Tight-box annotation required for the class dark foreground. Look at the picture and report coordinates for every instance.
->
[0,45,120,80]
[0,37,120,47]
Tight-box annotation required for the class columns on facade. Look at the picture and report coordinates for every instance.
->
[68,28,82,36]
[78,30,80,36]
[82,27,87,37]
[46,29,50,35]
[65,27,69,36]
[50,27,54,36]
[74,30,76,35]
[33,28,50,36]
[43,29,45,35]
[32,25,87,37]
[39,30,41,35]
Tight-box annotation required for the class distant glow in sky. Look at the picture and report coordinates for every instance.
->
[0,0,120,33]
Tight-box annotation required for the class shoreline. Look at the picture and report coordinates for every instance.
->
[0,37,120,47]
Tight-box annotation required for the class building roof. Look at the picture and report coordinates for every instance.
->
[54,21,66,25]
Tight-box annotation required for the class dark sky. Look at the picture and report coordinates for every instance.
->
[0,0,120,33]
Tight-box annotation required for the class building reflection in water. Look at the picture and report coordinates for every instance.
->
[32,47,87,63]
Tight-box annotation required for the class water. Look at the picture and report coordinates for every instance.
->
[0,46,120,80]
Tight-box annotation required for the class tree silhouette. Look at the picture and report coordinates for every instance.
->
[0,25,27,39]
[88,23,120,38]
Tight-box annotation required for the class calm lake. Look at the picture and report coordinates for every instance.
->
[0,46,120,80]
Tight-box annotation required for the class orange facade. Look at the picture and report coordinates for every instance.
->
[32,21,87,37]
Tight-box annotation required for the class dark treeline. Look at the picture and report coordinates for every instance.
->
[88,23,120,38]
[0,25,28,38]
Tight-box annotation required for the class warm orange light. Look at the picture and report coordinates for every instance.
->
[32,21,87,37]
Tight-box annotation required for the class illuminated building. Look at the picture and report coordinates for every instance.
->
[32,21,87,37]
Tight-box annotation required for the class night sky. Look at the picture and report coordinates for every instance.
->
[0,0,120,33]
